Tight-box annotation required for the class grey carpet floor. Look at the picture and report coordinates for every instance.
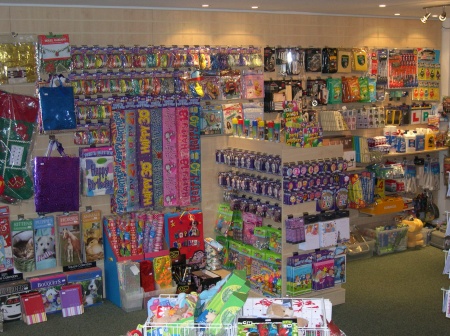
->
[2,246,449,335]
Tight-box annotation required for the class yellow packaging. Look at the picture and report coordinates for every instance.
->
[359,197,404,215]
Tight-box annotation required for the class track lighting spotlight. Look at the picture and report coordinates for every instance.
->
[439,7,447,21]
[421,11,431,23]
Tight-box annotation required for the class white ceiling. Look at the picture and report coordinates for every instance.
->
[1,0,450,20]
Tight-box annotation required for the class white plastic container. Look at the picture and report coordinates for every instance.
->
[404,131,416,153]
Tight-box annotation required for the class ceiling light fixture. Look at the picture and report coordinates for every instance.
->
[439,6,447,21]
[421,10,431,23]
[379,4,386,8]
[201,4,209,8]
[394,13,400,16]
[420,3,450,23]
[251,6,259,9]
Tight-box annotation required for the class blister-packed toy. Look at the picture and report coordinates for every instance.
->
[342,76,361,103]
[326,77,342,104]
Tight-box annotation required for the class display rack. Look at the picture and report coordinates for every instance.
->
[223,136,346,305]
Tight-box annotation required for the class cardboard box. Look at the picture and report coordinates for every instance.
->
[191,270,221,294]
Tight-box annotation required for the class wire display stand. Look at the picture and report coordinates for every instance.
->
[143,295,332,336]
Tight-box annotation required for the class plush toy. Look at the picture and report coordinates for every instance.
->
[266,303,294,318]
[402,217,424,248]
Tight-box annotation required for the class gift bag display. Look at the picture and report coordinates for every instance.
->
[0,90,39,203]
[39,86,76,131]
[34,140,80,213]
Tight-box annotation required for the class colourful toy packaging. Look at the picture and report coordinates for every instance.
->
[286,252,314,296]
[312,249,335,291]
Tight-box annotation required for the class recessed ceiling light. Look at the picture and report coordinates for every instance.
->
[379,4,386,8]
[202,4,209,7]
[432,14,438,17]
[251,6,259,9]
[394,13,400,16]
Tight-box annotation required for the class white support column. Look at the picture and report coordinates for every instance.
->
[438,19,450,221]
[441,19,450,96]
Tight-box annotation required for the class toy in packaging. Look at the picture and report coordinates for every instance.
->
[305,48,322,72]
[264,47,276,72]
[215,203,234,237]
[326,77,342,104]
[312,250,335,290]
[200,105,223,135]
[322,47,338,73]
[337,49,352,73]
[353,48,368,72]
[286,252,314,296]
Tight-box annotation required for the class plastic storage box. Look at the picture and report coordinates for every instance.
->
[430,228,450,250]
[363,227,408,255]
[346,238,375,261]
[120,288,144,313]
[421,227,435,246]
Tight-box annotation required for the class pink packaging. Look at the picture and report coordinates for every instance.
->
[162,107,179,206]
[176,106,191,207]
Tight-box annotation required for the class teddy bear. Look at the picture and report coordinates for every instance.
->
[402,217,424,248]
[266,303,294,318]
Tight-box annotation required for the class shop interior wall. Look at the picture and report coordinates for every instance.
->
[0,7,442,265]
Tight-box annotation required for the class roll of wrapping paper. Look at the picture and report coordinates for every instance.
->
[176,106,191,207]
[129,215,138,256]
[111,110,128,214]
[153,212,164,252]
[189,103,201,204]
[151,107,164,208]
[136,213,146,255]
[162,107,179,207]
[136,109,153,208]
[124,110,140,212]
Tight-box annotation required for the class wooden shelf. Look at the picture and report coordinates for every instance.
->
[382,147,448,158]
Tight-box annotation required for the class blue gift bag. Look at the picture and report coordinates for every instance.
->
[39,86,76,131]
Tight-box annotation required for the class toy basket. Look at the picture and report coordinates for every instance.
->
[143,294,239,336]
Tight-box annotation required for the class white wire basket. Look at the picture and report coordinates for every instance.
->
[143,295,333,336]
[143,320,238,336]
